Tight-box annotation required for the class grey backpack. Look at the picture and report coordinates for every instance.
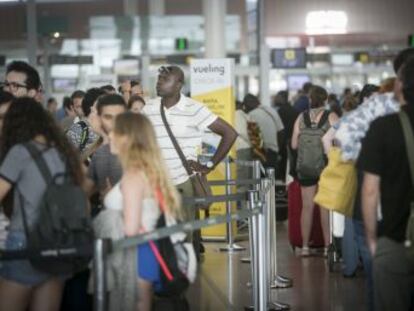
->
[296,110,330,180]
[19,143,94,275]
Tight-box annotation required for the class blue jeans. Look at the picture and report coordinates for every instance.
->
[353,220,374,311]
[342,217,359,276]
[341,219,374,310]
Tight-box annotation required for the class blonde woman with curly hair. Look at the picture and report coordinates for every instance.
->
[106,112,181,311]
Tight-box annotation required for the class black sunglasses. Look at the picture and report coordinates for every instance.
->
[158,66,173,75]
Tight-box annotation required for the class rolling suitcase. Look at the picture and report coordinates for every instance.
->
[275,181,288,222]
[288,179,325,250]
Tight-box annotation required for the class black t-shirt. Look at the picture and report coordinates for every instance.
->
[276,103,299,141]
[357,105,414,242]
[275,103,299,178]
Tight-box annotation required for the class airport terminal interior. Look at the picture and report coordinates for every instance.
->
[0,0,413,310]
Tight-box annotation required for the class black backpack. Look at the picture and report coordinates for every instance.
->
[19,143,94,275]
[154,214,190,298]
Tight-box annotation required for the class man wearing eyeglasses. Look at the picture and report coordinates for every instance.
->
[119,80,144,103]
[2,61,41,99]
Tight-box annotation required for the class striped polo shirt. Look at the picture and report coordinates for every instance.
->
[143,95,218,185]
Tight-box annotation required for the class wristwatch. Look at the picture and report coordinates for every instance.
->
[206,161,214,169]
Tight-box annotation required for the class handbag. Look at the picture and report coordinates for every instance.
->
[148,188,197,298]
[314,147,357,217]
[160,103,212,210]
[398,110,414,263]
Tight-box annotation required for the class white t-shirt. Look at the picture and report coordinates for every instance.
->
[249,106,284,153]
[143,95,218,185]
[235,110,251,151]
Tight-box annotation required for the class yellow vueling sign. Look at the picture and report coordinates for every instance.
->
[190,58,236,239]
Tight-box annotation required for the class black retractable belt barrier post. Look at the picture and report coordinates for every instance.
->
[266,168,293,292]
[93,239,110,311]
[220,157,245,252]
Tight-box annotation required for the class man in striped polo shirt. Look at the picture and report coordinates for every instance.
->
[143,65,237,255]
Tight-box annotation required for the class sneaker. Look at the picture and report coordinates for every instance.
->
[301,246,310,257]
[323,247,329,258]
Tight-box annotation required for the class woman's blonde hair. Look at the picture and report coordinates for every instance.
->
[113,112,181,218]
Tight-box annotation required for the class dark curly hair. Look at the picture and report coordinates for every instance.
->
[0,97,83,185]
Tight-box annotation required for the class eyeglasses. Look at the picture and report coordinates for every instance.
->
[1,81,28,91]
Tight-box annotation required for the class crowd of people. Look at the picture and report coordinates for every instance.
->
[234,48,414,311]
[0,61,236,311]
[0,47,411,311]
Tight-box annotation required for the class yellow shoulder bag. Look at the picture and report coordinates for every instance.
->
[314,147,357,217]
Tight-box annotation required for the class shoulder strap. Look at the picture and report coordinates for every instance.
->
[81,136,103,163]
[259,107,279,127]
[160,103,193,176]
[302,111,312,128]
[398,111,414,185]
[23,143,53,184]
[18,143,52,241]
[78,121,89,152]
[318,110,330,129]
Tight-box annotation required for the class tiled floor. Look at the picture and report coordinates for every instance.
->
[187,222,367,311]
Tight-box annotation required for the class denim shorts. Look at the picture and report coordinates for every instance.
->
[0,231,65,286]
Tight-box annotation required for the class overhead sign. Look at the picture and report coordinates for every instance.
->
[38,55,93,66]
[175,38,188,51]
[355,52,370,64]
[191,58,236,239]
[271,48,307,68]
[52,78,78,93]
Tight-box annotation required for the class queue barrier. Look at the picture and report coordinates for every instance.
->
[94,159,291,311]
[0,158,292,311]
[93,189,265,311]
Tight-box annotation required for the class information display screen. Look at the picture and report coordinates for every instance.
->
[287,74,310,91]
[271,48,307,68]
[52,78,77,93]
